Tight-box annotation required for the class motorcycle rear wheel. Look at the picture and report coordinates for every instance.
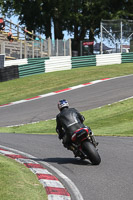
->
[82,141,101,165]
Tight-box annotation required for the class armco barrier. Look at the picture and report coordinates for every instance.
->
[18,57,49,77]
[45,56,71,73]
[96,53,121,66]
[122,52,133,63]
[72,55,96,68]
[18,62,45,77]
[2,53,133,81]
[27,57,49,64]
[4,57,49,67]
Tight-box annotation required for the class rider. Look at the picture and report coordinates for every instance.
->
[56,99,93,151]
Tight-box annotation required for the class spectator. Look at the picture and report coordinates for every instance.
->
[0,17,5,31]
[7,29,14,42]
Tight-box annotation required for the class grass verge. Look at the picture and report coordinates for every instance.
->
[0,98,133,137]
[0,154,47,200]
[0,63,133,105]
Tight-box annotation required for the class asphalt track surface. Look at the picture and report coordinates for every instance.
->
[0,74,133,127]
[0,74,133,200]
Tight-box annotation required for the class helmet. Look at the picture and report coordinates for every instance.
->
[58,99,69,111]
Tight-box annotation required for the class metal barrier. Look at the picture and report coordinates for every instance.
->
[4,19,41,41]
[0,38,71,59]
[2,53,133,81]
[96,53,121,66]
[18,57,49,77]
[0,19,72,59]
[72,55,96,68]
[122,52,133,63]
[45,56,71,73]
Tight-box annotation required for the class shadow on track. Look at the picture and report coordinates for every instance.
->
[32,157,92,165]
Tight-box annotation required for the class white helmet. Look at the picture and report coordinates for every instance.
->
[58,99,69,111]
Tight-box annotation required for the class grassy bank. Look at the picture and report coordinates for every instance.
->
[0,63,133,105]
[0,98,133,137]
[0,155,47,200]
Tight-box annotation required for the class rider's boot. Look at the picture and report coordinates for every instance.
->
[64,143,79,157]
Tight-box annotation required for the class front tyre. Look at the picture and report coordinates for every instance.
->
[82,141,101,165]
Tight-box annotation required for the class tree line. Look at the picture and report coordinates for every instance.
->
[1,0,133,53]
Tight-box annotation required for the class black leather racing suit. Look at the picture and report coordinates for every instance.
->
[56,107,85,147]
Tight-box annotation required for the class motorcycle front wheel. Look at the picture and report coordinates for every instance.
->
[82,140,101,165]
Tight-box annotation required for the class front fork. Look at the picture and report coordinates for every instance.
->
[88,135,99,147]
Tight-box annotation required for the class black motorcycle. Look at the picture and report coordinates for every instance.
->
[70,127,101,165]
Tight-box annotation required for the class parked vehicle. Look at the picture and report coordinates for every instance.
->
[105,48,130,54]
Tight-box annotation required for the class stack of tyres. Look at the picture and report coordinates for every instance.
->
[0,65,19,82]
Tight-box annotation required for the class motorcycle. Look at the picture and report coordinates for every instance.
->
[70,127,101,165]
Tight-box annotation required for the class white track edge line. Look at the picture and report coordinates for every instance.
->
[0,145,84,200]
[0,74,133,108]
[5,96,133,128]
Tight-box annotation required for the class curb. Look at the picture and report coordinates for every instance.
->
[0,74,133,108]
[0,78,110,108]
[0,147,71,200]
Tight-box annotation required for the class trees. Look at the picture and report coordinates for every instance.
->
[0,0,52,38]
[1,0,133,53]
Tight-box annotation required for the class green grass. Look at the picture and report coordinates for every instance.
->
[0,154,47,200]
[83,98,133,137]
[0,63,133,200]
[0,98,133,137]
[0,63,133,105]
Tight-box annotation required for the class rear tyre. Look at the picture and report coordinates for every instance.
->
[82,141,101,165]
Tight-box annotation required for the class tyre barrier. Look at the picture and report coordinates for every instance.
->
[0,65,19,82]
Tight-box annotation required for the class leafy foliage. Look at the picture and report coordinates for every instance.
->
[1,0,133,50]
